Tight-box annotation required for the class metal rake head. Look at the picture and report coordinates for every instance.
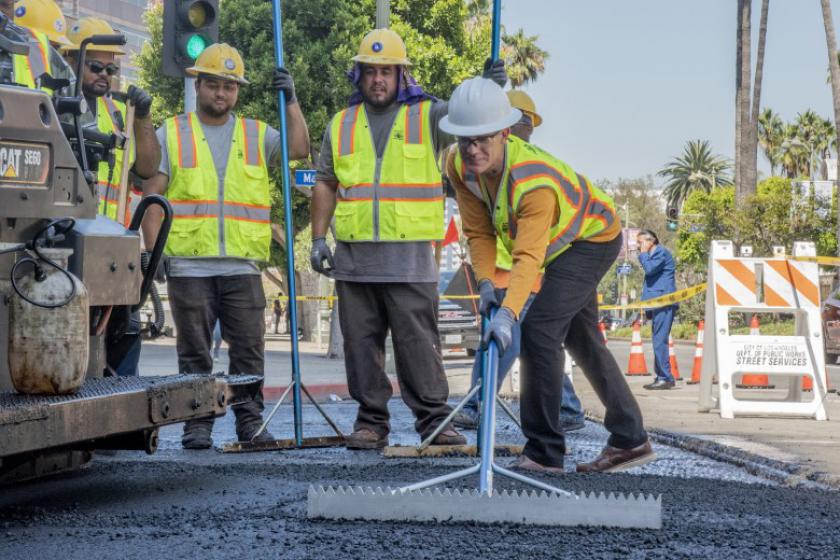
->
[307,485,662,529]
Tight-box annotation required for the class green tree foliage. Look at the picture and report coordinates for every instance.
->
[658,140,733,210]
[677,179,837,273]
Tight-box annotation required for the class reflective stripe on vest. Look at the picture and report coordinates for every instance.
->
[329,100,444,242]
[12,28,49,89]
[163,113,271,261]
[96,96,133,222]
[454,136,617,267]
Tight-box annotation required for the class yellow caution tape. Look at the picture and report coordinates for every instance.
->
[787,255,840,266]
[600,283,707,311]
[441,294,480,300]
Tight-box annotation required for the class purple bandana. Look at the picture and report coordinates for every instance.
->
[346,63,438,107]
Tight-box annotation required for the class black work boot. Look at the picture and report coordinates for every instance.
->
[181,418,214,449]
[234,401,274,443]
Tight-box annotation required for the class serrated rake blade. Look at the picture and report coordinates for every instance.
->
[307,485,662,529]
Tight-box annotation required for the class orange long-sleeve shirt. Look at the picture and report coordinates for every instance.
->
[447,149,619,317]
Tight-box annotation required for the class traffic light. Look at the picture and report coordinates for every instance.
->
[162,0,219,78]
[666,206,679,232]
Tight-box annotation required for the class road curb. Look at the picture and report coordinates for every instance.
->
[584,411,840,491]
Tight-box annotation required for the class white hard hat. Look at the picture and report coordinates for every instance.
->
[439,77,521,137]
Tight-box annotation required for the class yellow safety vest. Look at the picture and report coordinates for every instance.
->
[95,96,135,222]
[163,113,271,262]
[12,28,50,90]
[454,135,617,268]
[329,100,444,242]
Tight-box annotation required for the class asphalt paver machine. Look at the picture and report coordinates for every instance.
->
[0,18,259,483]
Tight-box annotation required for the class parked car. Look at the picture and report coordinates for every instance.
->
[438,267,480,356]
[822,287,840,362]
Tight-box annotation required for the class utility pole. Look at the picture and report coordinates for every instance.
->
[376,0,390,28]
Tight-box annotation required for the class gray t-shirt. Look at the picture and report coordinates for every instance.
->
[156,114,282,277]
[317,100,451,283]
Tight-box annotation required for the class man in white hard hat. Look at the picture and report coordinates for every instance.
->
[442,77,654,474]
[452,89,585,434]
[310,28,506,449]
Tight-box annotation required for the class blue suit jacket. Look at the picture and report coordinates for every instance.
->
[639,245,676,302]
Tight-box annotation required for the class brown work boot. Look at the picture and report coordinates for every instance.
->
[429,428,467,446]
[345,428,389,450]
[510,454,564,474]
[576,440,656,473]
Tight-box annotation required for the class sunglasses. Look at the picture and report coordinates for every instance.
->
[85,60,119,76]
[456,132,501,149]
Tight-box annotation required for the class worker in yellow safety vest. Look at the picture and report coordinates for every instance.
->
[443,77,654,474]
[62,17,160,223]
[309,28,507,450]
[3,0,74,91]
[452,89,586,433]
[141,43,311,449]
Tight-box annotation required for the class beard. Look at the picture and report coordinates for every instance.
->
[199,100,231,118]
[361,88,398,109]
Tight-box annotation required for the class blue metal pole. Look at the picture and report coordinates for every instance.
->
[490,0,502,62]
[478,313,499,495]
[271,0,303,447]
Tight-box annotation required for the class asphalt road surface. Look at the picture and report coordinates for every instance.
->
[2,401,839,560]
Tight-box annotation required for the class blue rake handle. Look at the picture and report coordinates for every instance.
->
[270,0,303,446]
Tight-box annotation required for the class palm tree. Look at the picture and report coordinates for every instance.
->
[820,0,840,250]
[501,29,548,88]
[778,125,809,179]
[658,140,733,208]
[795,110,823,178]
[757,108,784,175]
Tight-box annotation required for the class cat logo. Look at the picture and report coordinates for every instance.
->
[0,147,22,179]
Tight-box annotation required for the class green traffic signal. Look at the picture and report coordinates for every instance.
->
[185,34,207,60]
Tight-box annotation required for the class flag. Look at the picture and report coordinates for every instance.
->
[442,217,459,247]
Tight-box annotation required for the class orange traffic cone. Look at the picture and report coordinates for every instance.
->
[687,320,704,385]
[599,321,608,344]
[738,316,773,389]
[668,335,682,381]
[625,321,650,376]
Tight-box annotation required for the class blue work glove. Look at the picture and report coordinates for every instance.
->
[482,307,516,354]
[310,237,334,275]
[477,279,499,317]
[482,58,508,88]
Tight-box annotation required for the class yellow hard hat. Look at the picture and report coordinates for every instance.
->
[14,0,72,46]
[352,28,411,66]
[507,90,542,127]
[64,17,126,54]
[185,43,248,85]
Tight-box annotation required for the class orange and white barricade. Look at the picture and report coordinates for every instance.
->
[698,241,828,420]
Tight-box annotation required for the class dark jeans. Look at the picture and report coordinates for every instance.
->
[115,335,142,377]
[463,293,583,423]
[336,280,454,439]
[520,235,647,467]
[167,275,266,426]
[650,306,676,382]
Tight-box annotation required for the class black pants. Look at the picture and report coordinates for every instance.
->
[520,235,647,467]
[336,281,453,438]
[167,275,266,425]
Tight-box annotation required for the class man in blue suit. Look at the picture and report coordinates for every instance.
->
[637,230,677,390]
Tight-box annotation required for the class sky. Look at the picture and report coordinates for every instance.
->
[502,0,840,185]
